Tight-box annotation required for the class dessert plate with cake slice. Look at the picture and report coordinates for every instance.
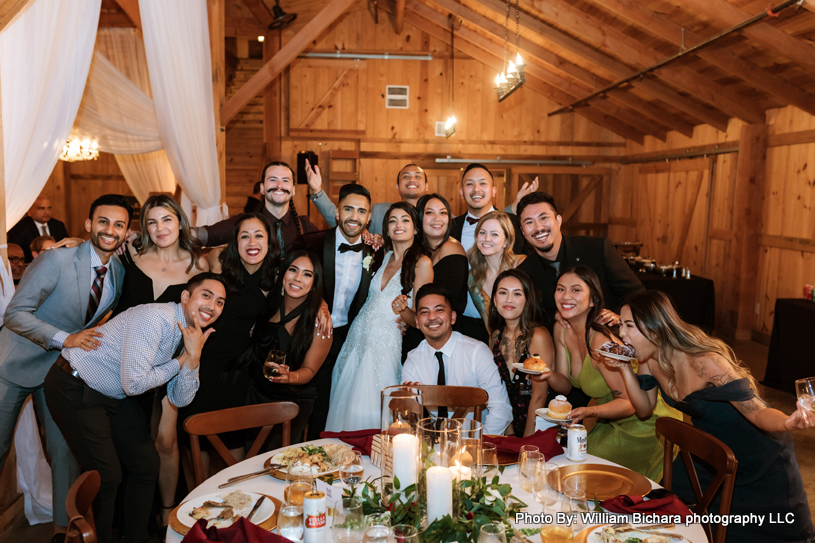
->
[596,341,638,363]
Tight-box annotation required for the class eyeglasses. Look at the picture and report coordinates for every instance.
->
[8,257,25,263]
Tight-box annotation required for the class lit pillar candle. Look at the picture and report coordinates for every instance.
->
[392,433,419,491]
[450,460,472,482]
[426,466,453,523]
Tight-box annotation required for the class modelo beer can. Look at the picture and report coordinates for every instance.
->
[303,490,326,542]
[566,424,587,462]
[804,285,813,301]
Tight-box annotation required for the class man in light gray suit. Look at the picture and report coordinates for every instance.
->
[0,194,132,543]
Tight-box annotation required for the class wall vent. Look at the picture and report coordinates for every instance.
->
[386,85,409,109]
[435,122,446,137]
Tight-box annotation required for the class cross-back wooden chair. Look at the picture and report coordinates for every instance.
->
[414,385,489,421]
[656,416,738,543]
[66,470,100,543]
[183,401,299,486]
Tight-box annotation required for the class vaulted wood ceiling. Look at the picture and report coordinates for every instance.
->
[99,0,815,143]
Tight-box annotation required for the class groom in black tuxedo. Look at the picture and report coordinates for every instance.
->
[304,183,383,439]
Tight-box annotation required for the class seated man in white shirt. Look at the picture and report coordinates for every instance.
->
[402,283,512,435]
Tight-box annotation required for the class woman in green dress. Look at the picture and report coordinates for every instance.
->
[540,265,678,481]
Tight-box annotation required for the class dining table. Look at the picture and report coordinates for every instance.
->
[166,437,709,543]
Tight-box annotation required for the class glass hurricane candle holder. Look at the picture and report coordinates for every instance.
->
[380,386,422,503]
[418,417,461,527]
[451,418,482,483]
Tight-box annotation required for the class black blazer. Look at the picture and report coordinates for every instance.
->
[450,212,525,255]
[8,216,69,261]
[516,235,645,329]
[302,228,384,327]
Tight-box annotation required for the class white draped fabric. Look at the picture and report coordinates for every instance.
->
[139,0,226,225]
[0,0,101,226]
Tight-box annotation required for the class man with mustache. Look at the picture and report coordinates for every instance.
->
[402,283,512,435]
[515,191,644,330]
[306,161,428,236]
[302,183,384,439]
[0,194,132,543]
[197,161,317,256]
[44,273,226,543]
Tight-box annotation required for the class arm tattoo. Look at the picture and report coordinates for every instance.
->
[611,389,624,397]
[735,397,767,416]
[709,373,736,387]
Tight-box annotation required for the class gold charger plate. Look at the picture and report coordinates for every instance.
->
[547,463,651,501]
[263,455,338,482]
[169,494,281,535]
[573,524,694,543]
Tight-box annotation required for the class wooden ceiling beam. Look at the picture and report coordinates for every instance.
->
[0,0,33,33]
[241,0,274,28]
[427,0,686,136]
[394,0,406,33]
[221,0,356,124]
[521,0,765,125]
[112,0,141,31]
[403,5,648,143]
[473,0,728,131]
[593,0,815,118]
[680,0,815,72]
[225,16,267,36]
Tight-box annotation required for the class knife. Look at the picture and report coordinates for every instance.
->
[219,467,280,489]
[246,496,266,522]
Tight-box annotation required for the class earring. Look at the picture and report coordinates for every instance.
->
[281,285,285,295]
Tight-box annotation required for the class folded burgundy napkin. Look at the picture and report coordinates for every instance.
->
[484,428,563,460]
[600,494,693,520]
[320,429,379,456]
[181,518,292,543]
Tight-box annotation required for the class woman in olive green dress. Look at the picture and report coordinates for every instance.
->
[539,265,679,481]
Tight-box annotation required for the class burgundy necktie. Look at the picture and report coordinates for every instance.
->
[86,266,108,324]
[465,215,479,225]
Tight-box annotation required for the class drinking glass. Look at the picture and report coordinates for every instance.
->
[532,461,559,514]
[559,488,590,533]
[480,442,499,482]
[518,451,543,493]
[284,465,314,507]
[332,497,364,543]
[277,504,304,541]
[363,512,392,543]
[392,524,419,543]
[795,377,815,413]
[539,522,574,543]
[263,350,286,380]
[340,450,365,487]
[517,444,539,465]
[477,522,507,543]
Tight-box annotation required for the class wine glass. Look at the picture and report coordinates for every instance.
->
[392,524,419,543]
[517,444,539,465]
[559,488,590,533]
[340,450,365,489]
[277,503,305,541]
[332,497,364,543]
[518,451,543,493]
[795,377,815,413]
[363,513,391,543]
[532,461,559,514]
[477,522,507,543]
[264,349,286,380]
[480,442,499,482]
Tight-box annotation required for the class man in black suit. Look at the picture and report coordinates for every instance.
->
[515,191,645,330]
[303,183,383,439]
[8,196,69,262]
[449,163,534,343]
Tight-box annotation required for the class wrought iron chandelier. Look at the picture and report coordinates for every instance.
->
[494,0,525,102]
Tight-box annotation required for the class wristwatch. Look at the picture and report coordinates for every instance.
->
[309,190,324,201]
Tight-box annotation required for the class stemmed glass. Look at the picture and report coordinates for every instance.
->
[795,377,815,413]
[332,497,364,543]
[477,522,508,543]
[532,461,559,514]
[480,442,499,482]
[517,445,539,465]
[392,524,419,543]
[560,488,590,533]
[518,451,543,493]
[263,349,286,380]
[340,450,365,491]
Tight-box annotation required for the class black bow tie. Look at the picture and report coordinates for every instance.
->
[465,215,479,225]
[338,243,364,254]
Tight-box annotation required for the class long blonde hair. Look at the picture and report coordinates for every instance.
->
[133,194,203,273]
[625,291,758,396]
[467,211,518,290]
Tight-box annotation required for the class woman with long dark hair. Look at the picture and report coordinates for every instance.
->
[487,269,553,437]
[541,265,678,480]
[242,250,332,448]
[326,202,433,431]
[615,291,814,543]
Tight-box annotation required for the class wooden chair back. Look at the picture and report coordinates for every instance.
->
[66,470,100,543]
[656,417,738,543]
[183,401,299,486]
[414,385,489,421]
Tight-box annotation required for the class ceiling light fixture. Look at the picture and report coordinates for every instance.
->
[494,0,525,102]
[60,136,99,162]
[268,0,297,30]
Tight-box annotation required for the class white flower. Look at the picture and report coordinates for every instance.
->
[362,254,374,271]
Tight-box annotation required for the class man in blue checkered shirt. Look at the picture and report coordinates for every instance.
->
[44,273,227,543]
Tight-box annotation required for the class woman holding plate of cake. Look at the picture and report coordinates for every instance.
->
[538,265,679,481]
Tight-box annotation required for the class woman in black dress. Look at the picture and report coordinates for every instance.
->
[177,213,279,477]
[401,194,467,358]
[241,250,332,449]
[615,291,815,543]
[488,270,553,436]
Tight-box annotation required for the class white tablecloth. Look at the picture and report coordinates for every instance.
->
[167,438,708,542]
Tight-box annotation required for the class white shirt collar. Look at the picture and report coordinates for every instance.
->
[465,207,497,221]
[426,330,459,360]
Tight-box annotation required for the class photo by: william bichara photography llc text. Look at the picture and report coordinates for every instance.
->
[515,511,799,528]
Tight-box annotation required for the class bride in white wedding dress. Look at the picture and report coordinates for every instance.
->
[326,203,433,431]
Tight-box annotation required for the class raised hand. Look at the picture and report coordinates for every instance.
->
[305,159,323,195]
[176,313,216,368]
[784,402,815,431]
[64,328,103,351]
[511,176,540,212]
[362,230,384,251]
[391,294,409,315]
[595,309,621,327]
[49,237,86,250]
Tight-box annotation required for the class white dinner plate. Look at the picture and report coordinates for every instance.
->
[535,407,570,425]
[587,525,687,543]
[595,350,637,363]
[513,362,550,375]
[176,491,275,528]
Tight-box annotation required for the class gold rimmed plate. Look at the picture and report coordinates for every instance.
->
[263,455,339,482]
[169,494,281,535]
[547,463,651,501]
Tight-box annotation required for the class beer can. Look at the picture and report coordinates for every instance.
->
[804,285,813,301]
[303,490,326,542]
[566,424,587,462]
